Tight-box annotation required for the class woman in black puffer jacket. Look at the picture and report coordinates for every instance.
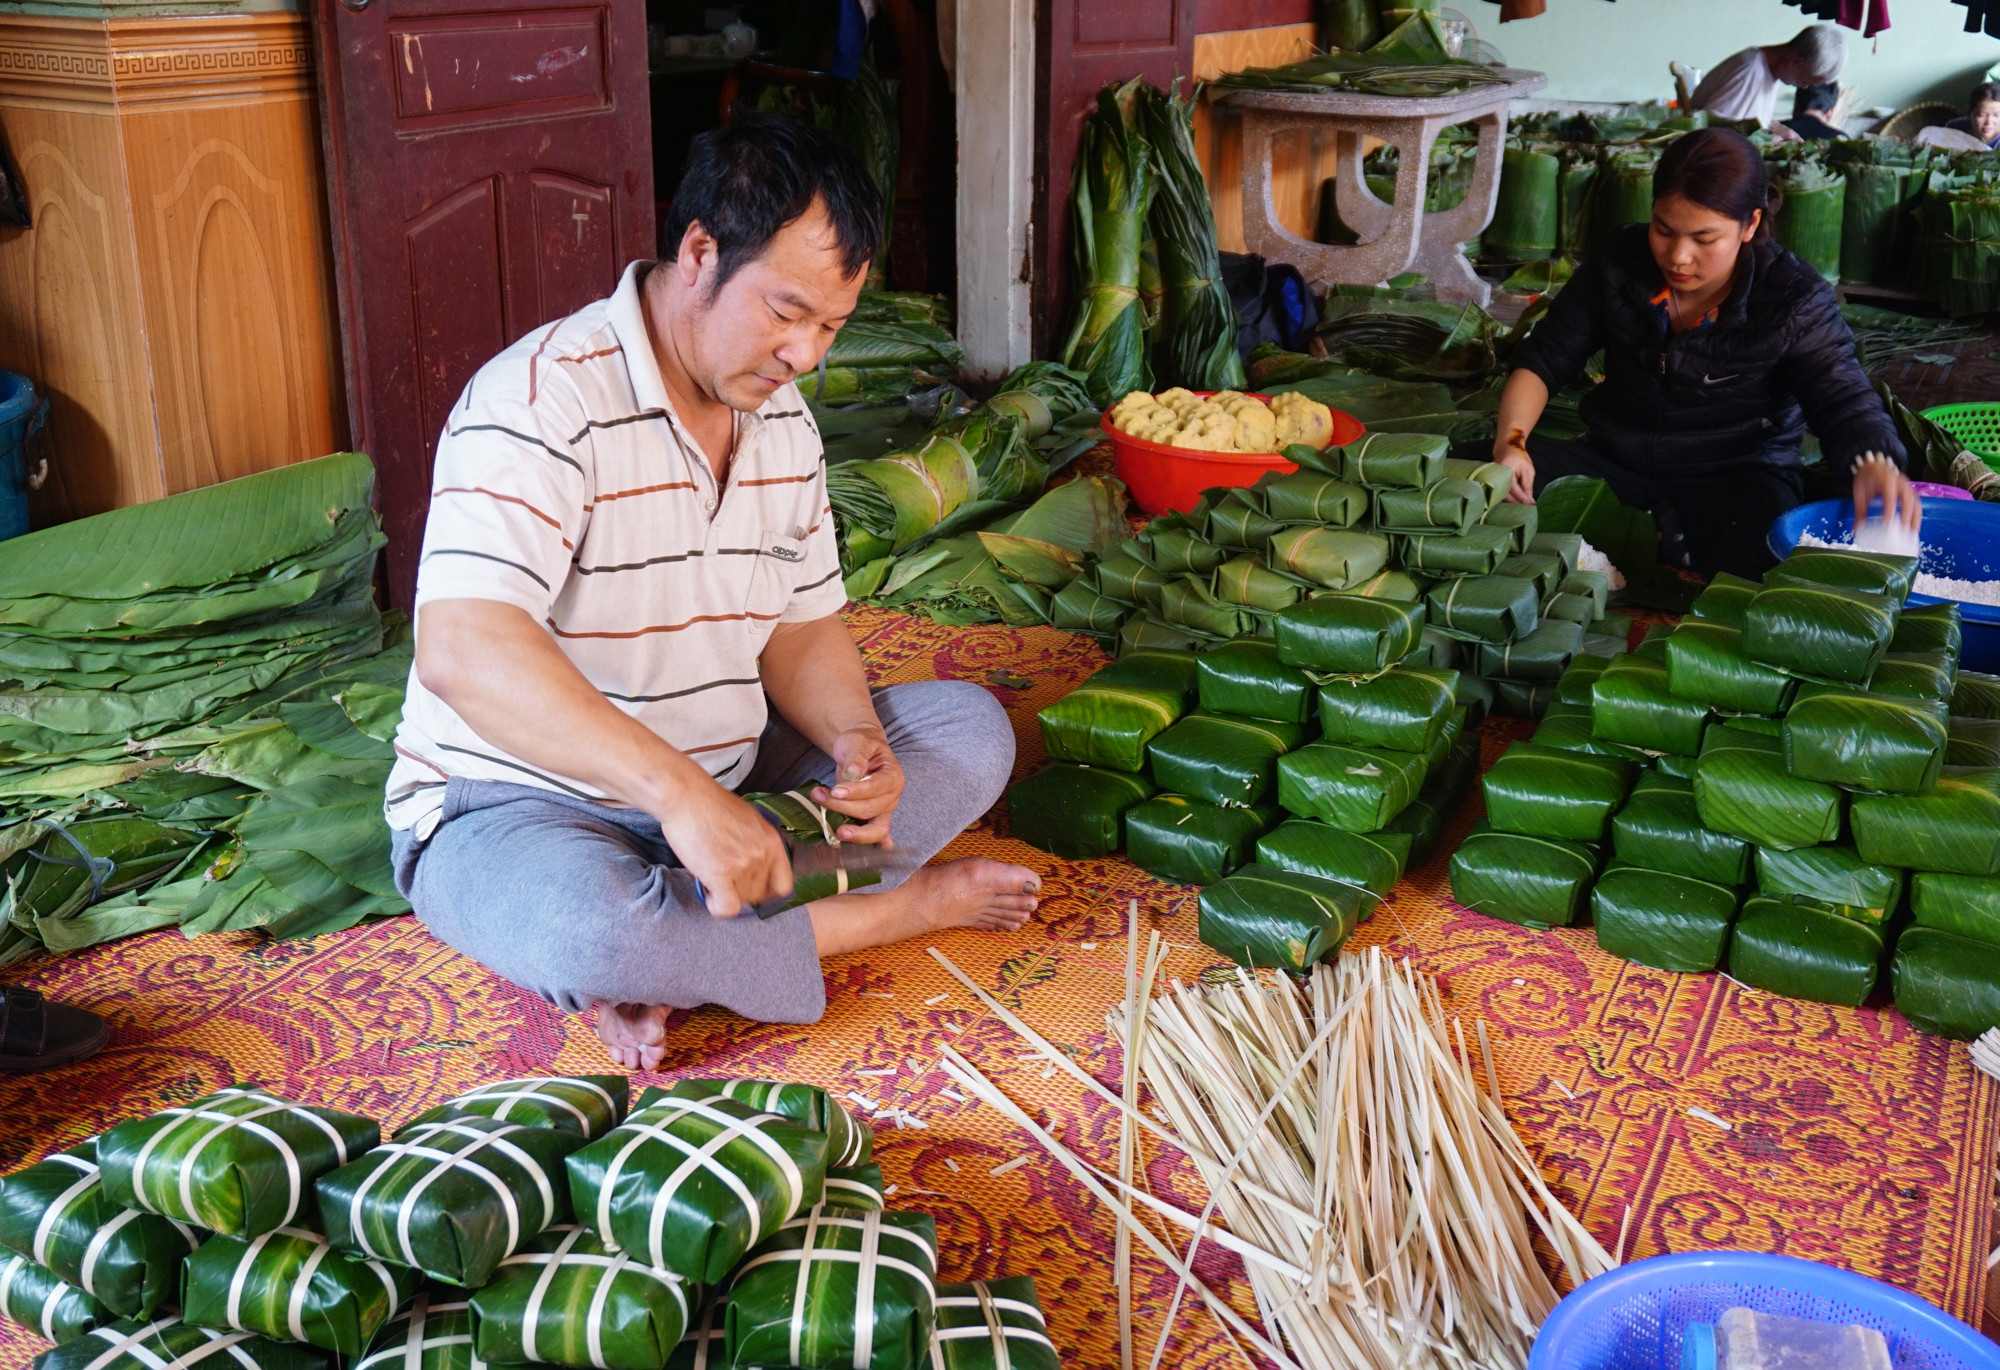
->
[1489,127,1919,579]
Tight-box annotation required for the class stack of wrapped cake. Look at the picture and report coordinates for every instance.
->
[1451,542,2000,1038]
[0,1077,1058,1370]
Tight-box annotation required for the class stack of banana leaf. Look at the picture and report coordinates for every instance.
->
[1826,139,1930,287]
[801,291,964,405]
[1210,12,1512,99]
[1768,148,1846,283]
[1311,285,1501,383]
[1914,174,2000,317]
[1246,344,1463,436]
[0,454,420,965]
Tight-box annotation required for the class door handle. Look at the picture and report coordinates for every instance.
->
[339,0,370,10]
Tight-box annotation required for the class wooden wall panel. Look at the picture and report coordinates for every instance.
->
[1190,23,1338,253]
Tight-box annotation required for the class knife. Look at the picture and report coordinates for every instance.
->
[694,839,898,919]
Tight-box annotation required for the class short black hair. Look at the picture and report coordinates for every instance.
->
[1793,82,1838,117]
[662,111,882,292]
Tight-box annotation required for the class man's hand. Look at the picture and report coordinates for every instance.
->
[657,783,794,918]
[811,726,903,846]
[1496,443,1537,503]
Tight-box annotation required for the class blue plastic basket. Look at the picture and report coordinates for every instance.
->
[1768,496,2000,673]
[1529,1251,2000,1370]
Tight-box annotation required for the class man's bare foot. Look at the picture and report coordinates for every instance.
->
[594,1001,675,1071]
[810,857,1041,958]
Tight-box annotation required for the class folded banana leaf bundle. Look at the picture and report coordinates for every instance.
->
[1005,764,1153,859]
[1773,547,1917,602]
[1474,620,1584,682]
[1893,601,1963,656]
[725,1207,937,1370]
[1265,527,1390,591]
[1496,552,1566,601]
[35,1319,330,1370]
[1037,683,1182,773]
[1727,896,1883,1007]
[1742,584,1898,684]
[354,1294,479,1370]
[1264,473,1369,526]
[1425,574,1538,644]
[1371,480,1484,536]
[1048,580,1128,636]
[1276,744,1428,831]
[1275,595,1425,675]
[1870,650,1957,704]
[1118,615,1204,655]
[1393,525,1513,577]
[1094,545,1167,606]
[1337,433,1447,489]
[1157,579,1257,640]
[1491,679,1556,719]
[1255,820,1408,910]
[1911,871,2000,943]
[1694,723,1844,851]
[1690,571,1761,627]
[1892,927,2000,1039]
[1450,821,1599,928]
[1206,489,1283,547]
[407,1077,629,1142]
[1186,638,1311,725]
[1095,648,1200,701]
[1591,654,1712,755]
[567,1094,828,1283]
[1948,717,2000,767]
[1665,619,1796,714]
[1959,671,2000,720]
[1197,863,1368,970]
[929,1277,1059,1370]
[96,1090,378,1241]
[1527,531,1584,576]
[469,1225,692,1370]
[1591,865,1740,973]
[1482,503,1539,555]
[1545,592,1594,626]
[1532,710,1650,764]
[1412,626,1461,671]
[1560,569,1611,619]
[1150,526,1228,578]
[1212,556,1311,612]
[0,1139,199,1319]
[1557,654,1614,706]
[1439,458,1515,512]
[1124,796,1275,885]
[1481,741,1634,842]
[181,1227,415,1354]
[1755,845,1903,923]
[0,1252,109,1343]
[1382,733,1481,863]
[643,1081,873,1171]
[1612,776,1752,886]
[1145,713,1302,807]
[1060,80,1155,404]
[1314,667,1457,752]
[1771,159,1845,281]
[1783,690,1947,793]
[1136,84,1246,392]
[1851,768,2000,875]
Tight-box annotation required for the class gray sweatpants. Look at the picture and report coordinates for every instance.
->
[390,680,1015,1024]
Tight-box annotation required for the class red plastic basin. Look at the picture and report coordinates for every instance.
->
[1102,391,1365,516]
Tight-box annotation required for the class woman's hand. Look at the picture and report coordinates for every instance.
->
[1495,442,1537,504]
[1851,452,1923,531]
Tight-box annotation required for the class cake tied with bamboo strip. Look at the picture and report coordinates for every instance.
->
[469,1225,692,1370]
[0,1138,201,1320]
[406,1077,630,1142]
[926,1277,1058,1370]
[179,1226,417,1355]
[638,1080,873,1171]
[723,1207,938,1370]
[32,1318,330,1370]
[0,1252,111,1344]
[354,1295,481,1370]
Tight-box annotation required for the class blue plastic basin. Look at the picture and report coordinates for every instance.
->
[1768,497,2000,673]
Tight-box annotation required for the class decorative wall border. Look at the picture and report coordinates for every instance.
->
[0,13,310,108]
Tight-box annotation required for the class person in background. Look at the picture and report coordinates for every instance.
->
[1475,127,1918,581]
[1784,83,1845,141]
[1688,24,1847,131]
[1946,81,2000,150]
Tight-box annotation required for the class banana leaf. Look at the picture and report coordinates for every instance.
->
[799,368,934,406]
[1487,143,1560,260]
[1350,570,1428,603]
[1870,650,1956,704]
[1118,614,1205,655]
[1372,480,1484,536]
[1772,162,1844,282]
[1558,654,1613,706]
[1690,571,1760,627]
[1124,795,1275,885]
[1265,527,1389,591]
[1544,593,1594,626]
[1092,547,1166,606]
[1591,865,1739,972]
[181,1227,415,1354]
[1756,845,1902,922]
[1,1251,109,1343]
[1421,704,1467,772]
[1664,619,1796,714]
[1829,143,1921,285]
[1255,820,1408,911]
[35,1319,330,1370]
[1527,532,1583,577]
[1092,649,1200,702]
[1850,767,2000,875]
[1440,459,1515,513]
[1693,723,1844,851]
[1005,765,1154,860]
[823,321,960,375]
[1195,638,1315,723]
[1474,620,1584,682]
[1337,432,1447,488]
[1783,690,1947,794]
[1059,79,1156,404]
[830,436,982,553]
[1949,717,2000,767]
[665,1301,725,1370]
[1264,473,1369,527]
[1393,525,1513,577]
[354,1296,483,1370]
[1559,570,1611,618]
[1771,547,1917,602]
[1146,713,1301,807]
[1892,601,1962,656]
[1744,583,1898,685]
[647,1082,872,1170]
[1912,872,2000,943]
[1149,527,1227,577]
[1634,624,1672,663]
[565,1095,828,1284]
[1197,863,1367,971]
[1535,477,1696,612]
[930,1277,1058,1370]
[1612,776,1751,885]
[1275,743,1427,831]
[980,473,1129,558]
[1158,577,1257,640]
[1136,84,1245,392]
[1314,667,1457,752]
[1410,627,1460,671]
[1532,710,1649,764]
[724,1208,937,1370]
[1047,578,1129,635]
[1491,679,1556,719]
[1450,821,1599,928]
[1892,927,2000,1039]
[1482,503,1538,554]
[1275,595,1425,675]
[1728,896,1882,1008]
[1957,671,2000,720]
[0,1140,199,1320]
[97,1090,379,1241]
[1591,655,1711,754]
[1206,489,1283,547]
[1258,369,1460,436]
[1212,556,1311,612]
[1383,733,1480,863]
[1036,683,1182,773]
[469,1225,691,1370]
[1481,741,1633,843]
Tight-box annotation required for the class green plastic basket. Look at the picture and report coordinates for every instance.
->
[1921,402,2000,468]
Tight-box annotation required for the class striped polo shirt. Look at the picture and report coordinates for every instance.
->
[385,260,847,837]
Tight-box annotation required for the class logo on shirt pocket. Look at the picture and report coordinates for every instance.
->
[766,543,804,561]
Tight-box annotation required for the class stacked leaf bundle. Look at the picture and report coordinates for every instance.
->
[2,1075,1052,1370]
[799,291,963,406]
[0,454,418,964]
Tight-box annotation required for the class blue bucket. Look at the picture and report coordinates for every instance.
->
[1768,497,2000,674]
[0,371,47,543]
[1529,1250,2000,1370]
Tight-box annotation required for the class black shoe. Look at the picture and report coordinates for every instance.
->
[0,987,109,1072]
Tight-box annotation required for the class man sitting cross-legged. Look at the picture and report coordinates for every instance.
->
[385,112,1039,1070]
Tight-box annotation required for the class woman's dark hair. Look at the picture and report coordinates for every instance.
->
[662,111,882,293]
[1653,127,1780,242]
[1970,80,2000,111]
[1793,82,1839,118]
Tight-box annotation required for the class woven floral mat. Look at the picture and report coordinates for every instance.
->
[3,607,1995,1370]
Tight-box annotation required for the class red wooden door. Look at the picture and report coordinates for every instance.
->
[310,0,655,608]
